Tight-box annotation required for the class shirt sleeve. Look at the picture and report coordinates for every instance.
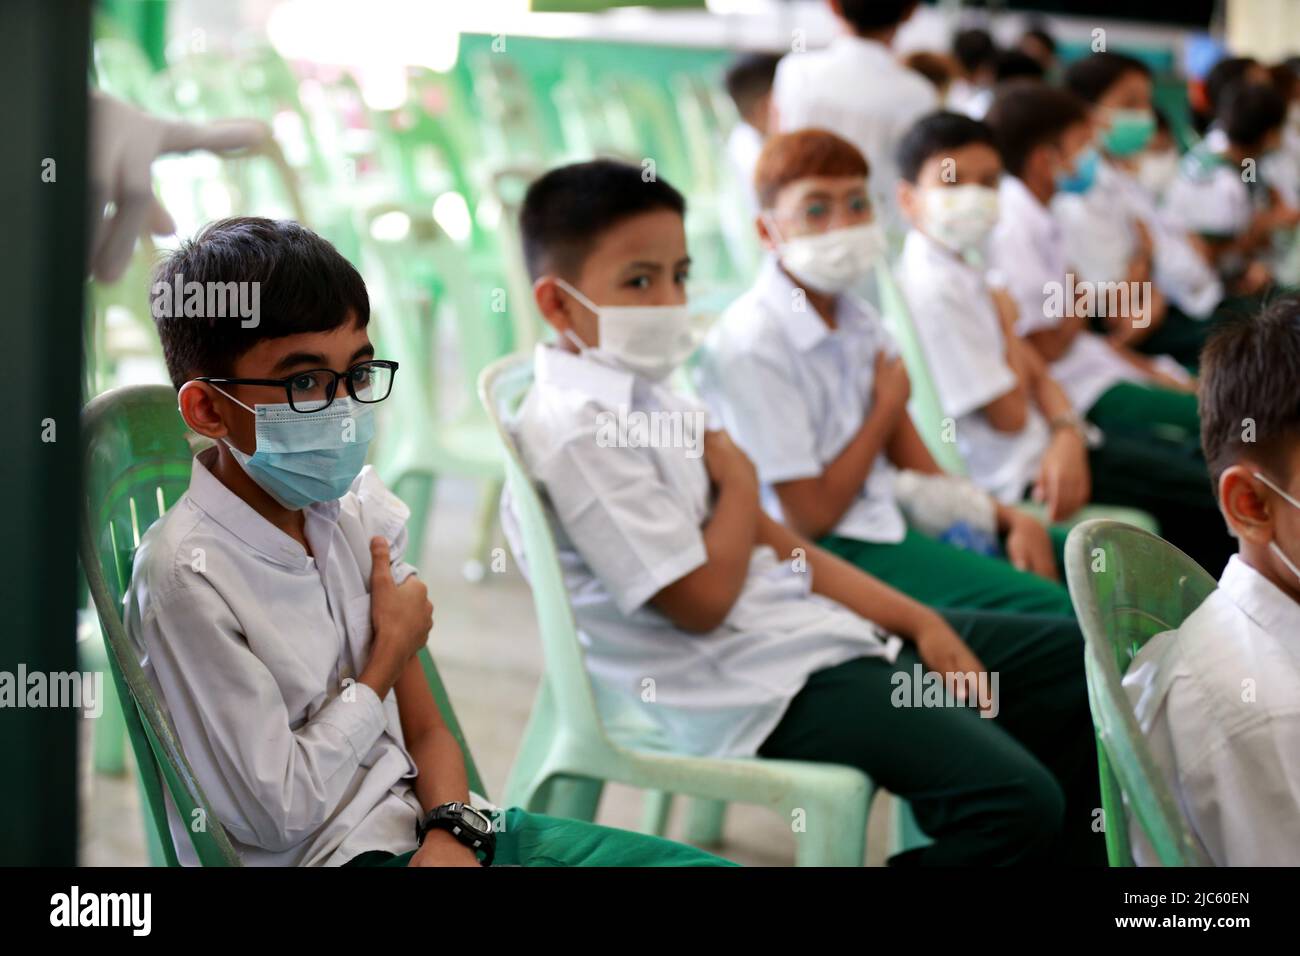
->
[345,464,417,585]
[700,347,824,485]
[137,581,389,853]
[533,427,708,617]
[988,220,1060,337]
[902,270,1017,420]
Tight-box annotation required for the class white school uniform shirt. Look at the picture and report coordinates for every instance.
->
[1052,158,1224,320]
[896,229,1050,503]
[989,175,1149,415]
[772,34,937,227]
[124,454,426,866]
[502,343,900,760]
[1163,136,1255,239]
[1122,556,1300,866]
[693,257,908,544]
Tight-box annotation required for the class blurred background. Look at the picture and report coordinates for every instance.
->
[6,0,1296,866]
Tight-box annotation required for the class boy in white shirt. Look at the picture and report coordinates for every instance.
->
[895,110,1235,576]
[1123,298,1300,865]
[508,158,1105,865]
[126,217,730,867]
[724,52,781,215]
[696,128,1075,618]
[772,0,936,228]
[1164,80,1299,293]
[1059,51,1231,370]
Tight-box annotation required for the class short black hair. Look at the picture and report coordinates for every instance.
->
[953,28,997,75]
[993,49,1046,83]
[836,0,919,34]
[150,217,369,389]
[1200,295,1300,484]
[1219,80,1287,148]
[724,52,781,118]
[520,159,686,281]
[1021,25,1057,55]
[896,110,997,183]
[1205,56,1260,113]
[984,80,1091,178]
[1064,51,1151,105]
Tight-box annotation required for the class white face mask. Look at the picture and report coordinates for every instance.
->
[767,219,886,294]
[920,184,1000,254]
[553,277,697,383]
[1254,471,1300,587]
[1135,149,1179,197]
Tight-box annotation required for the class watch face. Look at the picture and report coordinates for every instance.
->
[460,806,492,835]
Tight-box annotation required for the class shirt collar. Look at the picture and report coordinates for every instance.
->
[1000,174,1058,237]
[1219,554,1300,639]
[186,449,334,571]
[757,256,872,353]
[831,33,891,63]
[532,341,635,409]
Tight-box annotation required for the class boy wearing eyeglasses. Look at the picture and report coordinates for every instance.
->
[124,216,731,867]
[1123,297,1300,865]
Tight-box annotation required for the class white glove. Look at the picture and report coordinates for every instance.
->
[89,90,272,283]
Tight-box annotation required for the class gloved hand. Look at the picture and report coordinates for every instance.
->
[89,90,271,283]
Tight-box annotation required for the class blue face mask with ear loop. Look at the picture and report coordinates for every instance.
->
[1054,146,1100,195]
[178,381,376,510]
[1253,471,1300,586]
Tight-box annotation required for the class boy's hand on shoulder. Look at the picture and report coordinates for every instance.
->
[872,352,910,420]
[408,829,481,868]
[369,537,434,665]
[703,429,758,492]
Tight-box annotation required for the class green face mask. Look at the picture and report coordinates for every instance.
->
[1103,108,1157,158]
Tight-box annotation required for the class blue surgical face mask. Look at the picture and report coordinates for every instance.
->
[182,382,375,510]
[1055,146,1100,195]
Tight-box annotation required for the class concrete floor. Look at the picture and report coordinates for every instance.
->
[78,475,893,866]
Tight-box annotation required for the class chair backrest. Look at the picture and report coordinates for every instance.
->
[1064,519,1218,866]
[873,261,967,475]
[476,354,628,746]
[79,385,484,865]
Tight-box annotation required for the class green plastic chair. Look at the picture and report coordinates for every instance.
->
[78,385,485,865]
[478,353,879,866]
[1063,519,1216,866]
[875,261,1162,536]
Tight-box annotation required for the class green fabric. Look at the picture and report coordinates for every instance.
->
[1133,306,1216,371]
[818,528,1074,618]
[344,807,736,867]
[1083,380,1234,574]
[759,610,1105,866]
[1086,380,1201,441]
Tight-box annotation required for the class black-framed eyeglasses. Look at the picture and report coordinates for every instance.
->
[199,359,399,413]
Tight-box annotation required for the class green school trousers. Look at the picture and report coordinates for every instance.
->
[818,528,1075,618]
[344,807,737,867]
[759,609,1106,866]
[1084,383,1235,576]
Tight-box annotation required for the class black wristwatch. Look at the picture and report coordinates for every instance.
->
[415,802,496,866]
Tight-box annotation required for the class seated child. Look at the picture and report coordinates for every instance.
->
[1059,51,1231,369]
[125,216,730,867]
[724,52,782,214]
[1123,296,1300,865]
[1163,80,1300,294]
[695,127,1074,618]
[504,158,1106,865]
[896,110,1237,576]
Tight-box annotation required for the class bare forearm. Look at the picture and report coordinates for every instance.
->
[783,404,898,537]
[409,726,471,812]
[757,514,938,639]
